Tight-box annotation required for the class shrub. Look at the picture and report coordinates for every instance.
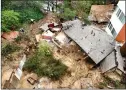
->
[58,8,76,20]
[2,10,20,32]
[10,1,44,23]
[19,8,44,23]
[2,1,44,23]
[23,41,67,80]
[15,34,31,43]
[15,35,22,43]
[2,43,21,57]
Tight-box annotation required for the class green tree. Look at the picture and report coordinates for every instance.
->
[2,1,44,23]
[59,8,76,20]
[2,10,20,32]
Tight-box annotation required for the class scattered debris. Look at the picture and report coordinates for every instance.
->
[104,71,122,81]
[35,34,42,42]
[18,54,26,70]
[37,77,52,89]
[51,27,61,32]
[100,45,126,76]
[52,32,71,48]
[89,4,114,23]
[72,78,93,89]
[115,46,125,74]
[27,77,37,85]
[39,22,58,31]
[42,30,55,41]
[17,73,38,88]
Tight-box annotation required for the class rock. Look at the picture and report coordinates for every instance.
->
[38,77,52,89]
[72,78,93,89]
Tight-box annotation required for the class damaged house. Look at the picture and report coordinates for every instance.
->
[104,0,126,74]
[62,19,125,75]
[62,20,115,64]
[61,0,126,75]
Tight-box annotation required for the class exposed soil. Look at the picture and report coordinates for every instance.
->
[52,43,103,88]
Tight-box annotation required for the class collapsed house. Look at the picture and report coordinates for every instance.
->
[62,20,125,74]
[62,20,115,64]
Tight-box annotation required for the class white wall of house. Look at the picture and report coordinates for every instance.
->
[118,1,125,15]
[105,0,125,37]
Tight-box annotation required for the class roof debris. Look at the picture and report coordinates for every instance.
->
[100,46,126,74]
[62,20,115,64]
[115,46,125,73]
[88,4,114,23]
[100,51,116,73]
[39,22,58,31]
[36,30,55,42]
[52,32,71,48]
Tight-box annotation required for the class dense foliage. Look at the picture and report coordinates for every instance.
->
[1,1,44,32]
[56,0,105,23]
[1,10,20,32]
[59,8,76,20]
[19,8,43,23]
[8,1,44,23]
[23,41,67,80]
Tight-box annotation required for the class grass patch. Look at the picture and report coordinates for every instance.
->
[15,34,31,43]
[2,43,21,57]
[23,41,67,80]
[97,75,126,89]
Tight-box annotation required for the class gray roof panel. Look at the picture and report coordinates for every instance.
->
[63,20,115,64]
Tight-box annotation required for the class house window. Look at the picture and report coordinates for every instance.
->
[108,22,113,30]
[116,7,125,24]
[111,28,117,36]
[119,12,125,24]
[108,22,117,37]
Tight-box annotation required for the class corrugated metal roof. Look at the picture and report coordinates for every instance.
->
[63,20,115,64]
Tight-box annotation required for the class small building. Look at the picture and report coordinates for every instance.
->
[105,0,126,56]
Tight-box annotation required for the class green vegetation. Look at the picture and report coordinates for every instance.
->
[19,8,43,23]
[56,0,105,23]
[58,8,76,20]
[1,10,20,32]
[1,1,44,32]
[15,34,31,43]
[23,41,67,80]
[2,43,21,57]
[9,1,44,23]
